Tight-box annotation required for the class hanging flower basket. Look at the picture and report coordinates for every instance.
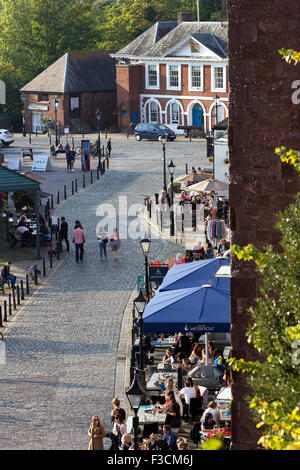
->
[224,158,229,164]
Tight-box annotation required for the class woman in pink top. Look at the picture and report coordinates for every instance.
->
[109,228,121,261]
[72,221,86,262]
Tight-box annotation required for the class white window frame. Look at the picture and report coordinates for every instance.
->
[211,65,226,93]
[170,101,179,124]
[145,63,160,90]
[188,64,204,91]
[167,64,181,91]
[149,101,158,123]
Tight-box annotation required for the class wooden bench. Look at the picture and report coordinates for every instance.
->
[21,147,33,160]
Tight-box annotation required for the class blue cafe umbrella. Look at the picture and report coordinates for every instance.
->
[142,285,230,333]
[158,258,230,292]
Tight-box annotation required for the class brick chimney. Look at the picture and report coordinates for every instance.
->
[177,12,194,23]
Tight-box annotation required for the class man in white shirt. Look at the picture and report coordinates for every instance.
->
[178,381,197,418]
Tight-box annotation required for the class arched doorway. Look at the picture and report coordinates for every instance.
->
[192,103,203,127]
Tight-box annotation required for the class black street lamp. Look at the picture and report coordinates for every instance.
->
[96,108,101,169]
[54,98,59,147]
[140,238,151,300]
[161,134,167,191]
[214,94,220,126]
[134,289,147,371]
[126,372,144,450]
[168,160,176,237]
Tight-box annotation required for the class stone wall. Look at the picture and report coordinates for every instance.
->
[228,0,300,450]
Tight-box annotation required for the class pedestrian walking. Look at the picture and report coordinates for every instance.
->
[97,226,108,261]
[72,220,86,262]
[59,217,69,251]
[66,149,72,172]
[107,138,112,158]
[88,416,106,450]
[70,147,76,172]
[109,228,121,261]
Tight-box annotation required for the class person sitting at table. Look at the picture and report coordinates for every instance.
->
[165,390,183,418]
[111,397,126,423]
[163,348,175,365]
[201,341,215,363]
[179,380,197,419]
[184,249,194,263]
[15,224,32,247]
[214,349,226,374]
[164,392,181,432]
[193,241,205,260]
[39,222,51,241]
[149,434,169,451]
[181,355,191,372]
[201,412,216,432]
[162,424,178,451]
[201,401,221,428]
[120,433,132,450]
[112,415,127,449]
[178,440,189,450]
[174,332,192,360]
[189,344,203,364]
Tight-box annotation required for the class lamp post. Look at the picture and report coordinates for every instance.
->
[140,238,151,300]
[161,134,167,191]
[53,98,59,147]
[126,372,144,450]
[96,108,101,169]
[134,289,147,371]
[168,160,176,237]
[214,94,220,126]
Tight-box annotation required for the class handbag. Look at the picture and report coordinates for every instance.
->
[103,238,108,244]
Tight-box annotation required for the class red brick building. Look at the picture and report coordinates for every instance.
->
[112,13,229,134]
[20,51,117,134]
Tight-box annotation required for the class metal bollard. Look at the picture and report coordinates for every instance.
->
[17,285,20,305]
[72,181,74,195]
[51,194,54,209]
[4,300,7,322]
[0,306,2,327]
[12,289,16,310]
[64,185,67,200]
[83,174,86,188]
[97,169,99,180]
[49,252,53,269]
[75,179,78,193]
[57,190,60,205]
[56,243,60,261]
[90,170,93,184]
[34,267,38,286]
[185,163,188,175]
[105,128,107,139]
[8,293,12,315]
[43,258,46,277]
[26,274,29,295]
[20,280,25,300]
[29,133,31,144]
[106,157,109,169]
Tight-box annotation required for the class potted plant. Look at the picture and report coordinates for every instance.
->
[202,427,231,450]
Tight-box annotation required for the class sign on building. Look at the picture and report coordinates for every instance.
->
[31,154,52,172]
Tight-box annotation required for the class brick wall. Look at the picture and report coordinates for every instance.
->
[116,64,143,129]
[228,0,300,450]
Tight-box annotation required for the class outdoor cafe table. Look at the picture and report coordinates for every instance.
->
[134,336,176,348]
[126,405,167,433]
[146,371,178,391]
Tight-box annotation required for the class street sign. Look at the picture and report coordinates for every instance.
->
[31,154,53,172]
[52,98,59,110]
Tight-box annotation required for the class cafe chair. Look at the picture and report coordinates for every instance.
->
[189,397,203,421]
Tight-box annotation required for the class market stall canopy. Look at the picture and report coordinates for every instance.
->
[142,285,230,333]
[0,166,40,192]
[176,173,207,183]
[158,259,230,291]
[188,178,229,192]
[20,172,45,182]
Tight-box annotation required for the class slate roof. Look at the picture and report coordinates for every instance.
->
[115,21,177,58]
[21,51,116,94]
[114,21,227,59]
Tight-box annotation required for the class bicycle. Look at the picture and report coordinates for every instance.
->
[26,264,41,284]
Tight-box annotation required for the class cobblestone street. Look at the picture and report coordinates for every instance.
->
[0,136,210,449]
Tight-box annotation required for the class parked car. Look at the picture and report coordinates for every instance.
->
[134,123,176,142]
[0,129,14,147]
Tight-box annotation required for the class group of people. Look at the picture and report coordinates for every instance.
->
[8,211,51,249]
[57,217,122,263]
[87,398,191,451]
[165,238,230,268]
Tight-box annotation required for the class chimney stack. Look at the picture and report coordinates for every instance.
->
[177,12,194,24]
